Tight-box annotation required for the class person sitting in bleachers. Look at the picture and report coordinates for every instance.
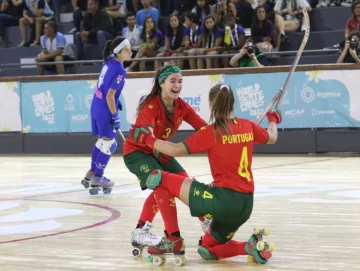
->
[35,20,75,74]
[218,12,245,67]
[230,0,254,28]
[0,0,24,47]
[154,14,187,70]
[250,6,275,53]
[212,0,237,27]
[126,15,162,71]
[336,30,360,64]
[183,12,203,69]
[191,0,212,23]
[196,15,224,69]
[74,0,114,60]
[229,39,268,67]
[136,0,159,27]
[104,0,124,19]
[18,0,54,47]
[68,0,87,33]
[122,11,141,58]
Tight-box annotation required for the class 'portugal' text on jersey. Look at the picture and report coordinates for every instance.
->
[123,94,206,155]
[183,118,269,193]
[91,57,126,118]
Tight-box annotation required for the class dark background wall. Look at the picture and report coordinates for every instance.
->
[1,128,360,154]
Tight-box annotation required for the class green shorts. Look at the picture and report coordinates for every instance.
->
[123,150,186,190]
[189,180,254,243]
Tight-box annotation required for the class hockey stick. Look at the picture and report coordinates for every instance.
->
[117,129,126,142]
[256,8,310,124]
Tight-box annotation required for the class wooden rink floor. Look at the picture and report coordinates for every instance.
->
[1,154,360,271]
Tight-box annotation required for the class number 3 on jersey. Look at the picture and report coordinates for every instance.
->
[238,146,251,182]
[162,128,172,139]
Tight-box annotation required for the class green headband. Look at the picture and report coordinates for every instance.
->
[158,66,182,84]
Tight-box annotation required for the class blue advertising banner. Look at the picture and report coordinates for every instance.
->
[16,70,360,133]
[21,80,129,133]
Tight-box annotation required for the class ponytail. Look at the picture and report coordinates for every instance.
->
[136,68,162,115]
[102,40,113,61]
[209,84,234,135]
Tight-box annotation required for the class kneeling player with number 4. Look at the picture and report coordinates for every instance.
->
[132,84,281,265]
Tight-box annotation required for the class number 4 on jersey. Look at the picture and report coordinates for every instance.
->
[238,146,251,182]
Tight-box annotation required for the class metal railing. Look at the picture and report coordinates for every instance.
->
[0,48,340,68]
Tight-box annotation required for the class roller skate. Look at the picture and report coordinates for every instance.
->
[81,170,93,189]
[245,226,275,264]
[145,233,186,266]
[88,175,114,195]
[130,221,162,257]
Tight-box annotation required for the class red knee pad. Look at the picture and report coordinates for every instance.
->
[201,230,221,248]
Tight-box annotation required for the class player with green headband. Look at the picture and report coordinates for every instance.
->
[123,65,207,257]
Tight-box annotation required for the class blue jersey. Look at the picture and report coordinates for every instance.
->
[91,57,126,118]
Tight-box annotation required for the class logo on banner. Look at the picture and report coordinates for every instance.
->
[85,94,93,109]
[64,94,75,111]
[285,109,305,117]
[31,90,55,124]
[311,109,335,116]
[71,115,88,121]
[301,87,315,103]
[317,91,341,99]
[183,95,201,112]
[236,84,264,118]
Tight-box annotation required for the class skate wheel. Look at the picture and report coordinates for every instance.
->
[247,255,257,263]
[103,188,112,194]
[257,241,265,251]
[89,188,98,195]
[253,226,270,236]
[152,255,165,266]
[268,242,275,252]
[132,248,142,257]
[84,182,89,188]
[174,255,186,266]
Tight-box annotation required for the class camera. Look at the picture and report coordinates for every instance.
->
[349,39,359,50]
[245,44,256,54]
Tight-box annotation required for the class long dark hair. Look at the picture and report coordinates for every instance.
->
[166,14,184,50]
[140,16,157,41]
[136,64,177,115]
[202,15,217,48]
[251,6,267,29]
[209,84,234,135]
[352,0,360,18]
[194,0,211,21]
[102,36,127,61]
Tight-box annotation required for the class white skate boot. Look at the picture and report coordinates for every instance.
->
[200,218,212,233]
[131,221,162,257]
[81,170,94,189]
[89,175,114,195]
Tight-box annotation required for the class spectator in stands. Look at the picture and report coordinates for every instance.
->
[0,0,24,47]
[218,12,245,67]
[127,16,162,71]
[251,6,275,52]
[212,0,237,27]
[231,0,254,28]
[104,0,124,19]
[183,12,203,69]
[69,0,87,33]
[197,15,224,69]
[122,11,141,58]
[18,0,54,47]
[337,30,360,64]
[75,0,114,60]
[229,40,268,67]
[155,14,187,70]
[35,20,75,74]
[191,0,212,23]
[136,0,159,26]
[274,0,312,42]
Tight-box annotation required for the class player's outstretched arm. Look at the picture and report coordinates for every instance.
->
[266,122,278,144]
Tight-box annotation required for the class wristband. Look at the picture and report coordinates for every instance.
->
[112,113,118,118]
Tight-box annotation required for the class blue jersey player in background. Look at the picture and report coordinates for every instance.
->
[81,36,132,195]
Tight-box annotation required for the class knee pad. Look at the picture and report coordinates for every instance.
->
[99,139,117,155]
[95,138,103,150]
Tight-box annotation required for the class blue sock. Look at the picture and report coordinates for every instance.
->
[94,151,111,177]
[91,145,101,171]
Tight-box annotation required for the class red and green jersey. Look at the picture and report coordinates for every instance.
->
[183,118,269,193]
[123,95,207,155]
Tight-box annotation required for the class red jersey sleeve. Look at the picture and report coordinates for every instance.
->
[250,121,269,144]
[138,103,158,128]
[183,101,207,129]
[183,126,214,154]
